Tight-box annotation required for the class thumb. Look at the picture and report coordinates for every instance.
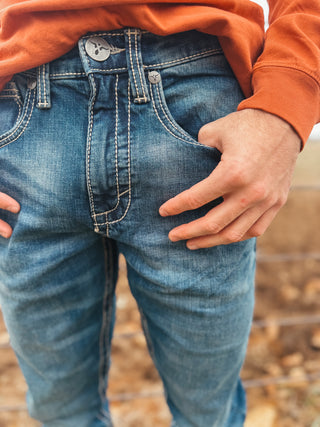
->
[198,118,224,152]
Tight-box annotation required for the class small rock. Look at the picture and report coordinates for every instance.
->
[305,359,320,371]
[281,352,304,368]
[265,363,283,377]
[311,329,320,350]
[245,403,277,427]
[304,277,320,298]
[265,322,280,341]
[289,367,306,379]
[280,285,300,301]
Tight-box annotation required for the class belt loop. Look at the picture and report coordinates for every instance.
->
[36,63,51,109]
[124,28,150,104]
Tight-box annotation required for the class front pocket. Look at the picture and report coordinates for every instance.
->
[148,54,244,160]
[0,77,36,149]
[148,68,223,162]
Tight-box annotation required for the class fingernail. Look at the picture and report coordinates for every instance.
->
[169,233,179,242]
[0,230,11,239]
[159,206,168,217]
[187,242,198,250]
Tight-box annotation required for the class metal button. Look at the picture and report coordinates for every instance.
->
[85,37,111,62]
[27,78,37,90]
[148,71,161,84]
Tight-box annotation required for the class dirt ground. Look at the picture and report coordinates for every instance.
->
[0,141,319,427]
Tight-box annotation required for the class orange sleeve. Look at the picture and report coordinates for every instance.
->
[237,0,320,146]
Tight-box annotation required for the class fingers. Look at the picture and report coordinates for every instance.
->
[0,192,20,239]
[168,191,255,242]
[0,219,13,239]
[159,160,238,216]
[0,192,20,213]
[186,206,279,250]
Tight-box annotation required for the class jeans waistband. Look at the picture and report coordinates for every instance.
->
[26,28,222,108]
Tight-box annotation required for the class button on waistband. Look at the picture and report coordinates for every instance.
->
[85,37,111,62]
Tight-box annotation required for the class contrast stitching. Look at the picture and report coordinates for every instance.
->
[1,88,19,94]
[93,75,120,218]
[82,32,125,38]
[88,67,127,73]
[145,48,222,68]
[81,30,148,39]
[149,82,202,148]
[155,83,192,141]
[118,188,129,197]
[42,64,47,106]
[134,31,147,102]
[0,94,21,99]
[14,97,22,122]
[0,89,35,149]
[49,72,87,78]
[100,80,132,227]
[37,66,41,106]
[128,31,139,99]
[86,75,99,230]
[80,40,92,72]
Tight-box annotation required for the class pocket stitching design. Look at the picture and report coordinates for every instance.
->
[0,89,35,149]
[155,83,196,142]
[150,80,206,148]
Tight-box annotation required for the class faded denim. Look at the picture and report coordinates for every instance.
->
[0,29,256,427]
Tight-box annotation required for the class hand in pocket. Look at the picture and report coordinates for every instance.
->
[0,192,20,238]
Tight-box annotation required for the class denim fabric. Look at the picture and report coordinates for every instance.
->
[0,29,256,427]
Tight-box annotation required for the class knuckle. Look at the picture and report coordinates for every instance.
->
[222,229,243,244]
[185,192,203,210]
[247,226,265,238]
[227,163,249,187]
[205,220,221,234]
[250,183,268,202]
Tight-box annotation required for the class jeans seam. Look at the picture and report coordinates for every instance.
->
[86,74,99,230]
[98,238,115,423]
[37,65,49,108]
[134,31,148,103]
[0,89,35,148]
[50,72,87,78]
[155,83,193,141]
[93,74,120,218]
[89,67,127,73]
[128,30,140,101]
[100,79,132,229]
[149,81,202,147]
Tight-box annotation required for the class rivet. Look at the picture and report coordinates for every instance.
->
[27,78,37,90]
[148,71,161,84]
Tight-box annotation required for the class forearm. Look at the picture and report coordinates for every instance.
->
[238,0,320,145]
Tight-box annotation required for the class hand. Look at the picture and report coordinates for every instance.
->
[159,109,301,249]
[0,192,20,238]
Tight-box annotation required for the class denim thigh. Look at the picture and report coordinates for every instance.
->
[0,29,255,427]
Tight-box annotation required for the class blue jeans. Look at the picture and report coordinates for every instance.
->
[0,29,256,427]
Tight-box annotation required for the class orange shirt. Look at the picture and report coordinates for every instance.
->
[0,0,319,144]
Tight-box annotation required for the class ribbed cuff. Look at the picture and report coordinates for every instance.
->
[238,66,320,147]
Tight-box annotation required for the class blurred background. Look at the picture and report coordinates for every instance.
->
[1,135,320,427]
